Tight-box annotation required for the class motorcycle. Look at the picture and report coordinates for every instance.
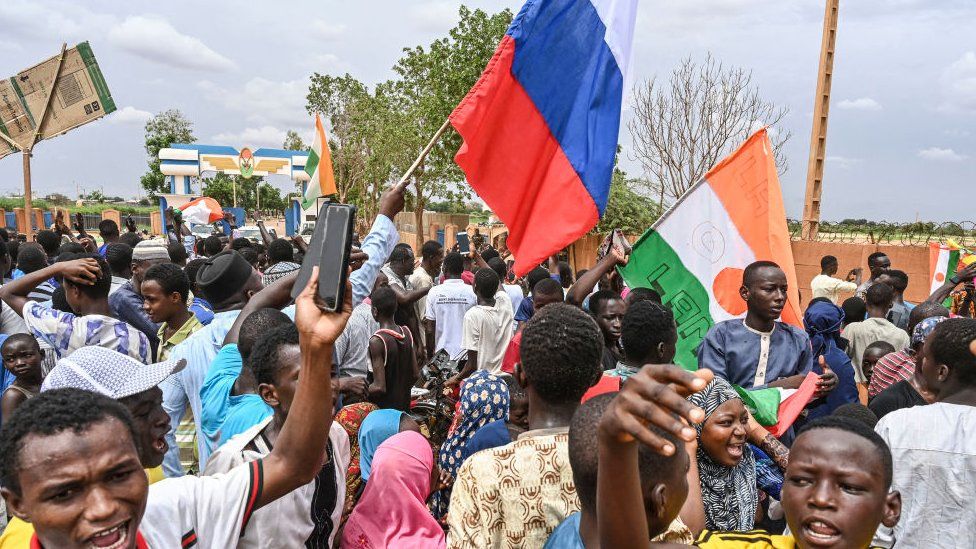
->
[408,349,466,447]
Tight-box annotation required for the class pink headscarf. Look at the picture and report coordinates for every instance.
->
[341,431,445,548]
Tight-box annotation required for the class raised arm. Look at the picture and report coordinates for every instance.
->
[255,217,275,247]
[926,263,976,305]
[566,247,627,306]
[747,412,789,471]
[597,364,712,549]
[256,267,350,508]
[223,271,301,345]
[0,258,101,316]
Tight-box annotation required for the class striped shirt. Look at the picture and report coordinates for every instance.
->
[867,349,915,399]
[22,301,151,364]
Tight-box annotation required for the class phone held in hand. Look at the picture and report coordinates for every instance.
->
[290,202,356,310]
[456,232,470,255]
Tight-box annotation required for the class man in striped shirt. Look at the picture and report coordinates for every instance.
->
[868,303,949,399]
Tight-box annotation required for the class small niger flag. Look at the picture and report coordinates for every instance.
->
[176,197,223,226]
[735,372,819,437]
[303,113,336,208]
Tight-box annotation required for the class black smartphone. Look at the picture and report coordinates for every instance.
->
[457,232,470,255]
[316,204,356,311]
[291,202,331,301]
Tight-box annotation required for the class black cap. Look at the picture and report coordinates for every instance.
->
[196,251,254,304]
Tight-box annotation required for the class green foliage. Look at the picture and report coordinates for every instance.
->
[595,171,662,235]
[201,174,288,213]
[0,198,154,215]
[281,130,307,151]
[140,109,195,198]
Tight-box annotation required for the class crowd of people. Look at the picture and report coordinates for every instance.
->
[0,192,973,548]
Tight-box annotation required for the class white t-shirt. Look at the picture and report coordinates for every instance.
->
[462,291,515,373]
[424,279,477,357]
[202,416,350,549]
[502,284,523,315]
[810,274,857,304]
[874,403,976,548]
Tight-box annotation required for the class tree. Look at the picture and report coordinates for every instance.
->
[83,190,106,203]
[385,5,513,247]
[595,172,662,235]
[140,109,195,197]
[628,54,791,206]
[281,130,307,152]
[201,174,286,213]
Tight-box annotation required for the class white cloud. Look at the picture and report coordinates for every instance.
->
[311,20,346,41]
[837,97,883,111]
[918,147,968,162]
[108,15,236,72]
[108,106,153,125]
[198,77,311,128]
[408,2,459,32]
[212,126,290,149]
[312,54,351,73]
[939,51,976,113]
[825,156,861,169]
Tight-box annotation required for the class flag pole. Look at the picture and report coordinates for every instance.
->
[394,118,452,191]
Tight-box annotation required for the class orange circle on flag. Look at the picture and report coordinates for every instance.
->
[713,267,747,316]
[936,272,945,282]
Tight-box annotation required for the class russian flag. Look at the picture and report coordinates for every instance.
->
[450,0,637,276]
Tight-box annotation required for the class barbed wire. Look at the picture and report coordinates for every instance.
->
[787,220,976,247]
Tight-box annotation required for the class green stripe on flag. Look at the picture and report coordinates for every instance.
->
[945,250,961,308]
[618,229,714,370]
[302,149,321,209]
[734,385,780,426]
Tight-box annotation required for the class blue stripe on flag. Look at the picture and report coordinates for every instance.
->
[506,0,623,214]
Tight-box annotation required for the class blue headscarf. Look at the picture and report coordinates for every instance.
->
[804,300,846,357]
[358,409,404,481]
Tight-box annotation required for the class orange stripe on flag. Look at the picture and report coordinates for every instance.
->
[705,128,802,327]
[314,114,338,197]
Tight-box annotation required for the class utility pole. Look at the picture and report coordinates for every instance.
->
[801,0,840,240]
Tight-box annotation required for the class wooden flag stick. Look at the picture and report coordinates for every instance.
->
[394,117,453,191]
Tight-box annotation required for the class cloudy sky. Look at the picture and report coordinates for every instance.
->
[0,0,973,221]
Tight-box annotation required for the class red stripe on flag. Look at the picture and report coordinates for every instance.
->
[451,35,599,276]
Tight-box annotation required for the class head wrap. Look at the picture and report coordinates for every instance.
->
[196,251,254,304]
[262,260,300,286]
[132,239,170,261]
[687,377,758,531]
[431,370,509,518]
[357,409,404,482]
[804,300,846,357]
[341,431,444,548]
[912,316,948,348]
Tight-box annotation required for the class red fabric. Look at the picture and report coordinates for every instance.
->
[582,374,621,403]
[500,331,522,375]
[768,372,820,437]
[450,35,599,276]
[461,271,475,285]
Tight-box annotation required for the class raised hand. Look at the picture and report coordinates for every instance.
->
[59,258,102,286]
[294,266,352,351]
[73,212,86,233]
[814,355,838,398]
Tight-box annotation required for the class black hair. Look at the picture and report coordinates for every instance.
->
[231,237,252,251]
[389,243,413,265]
[248,323,300,385]
[808,296,833,307]
[63,253,112,300]
[143,262,190,302]
[907,302,950,335]
[626,287,662,305]
[487,257,508,281]
[526,267,550,292]
[589,289,622,316]
[622,301,676,363]
[51,286,74,314]
[0,241,8,262]
[239,308,292,360]
[797,416,892,489]
[239,247,259,267]
[865,282,895,308]
[882,269,908,293]
[831,403,879,429]
[820,255,838,270]
[929,318,976,386]
[267,239,294,263]
[1,333,41,356]
[16,245,47,274]
[867,252,889,268]
[5,241,18,267]
[533,277,563,298]
[480,247,500,263]
[203,235,223,256]
[443,252,464,276]
[841,297,866,325]
[505,375,526,402]
[184,258,207,292]
[167,241,188,265]
[119,232,143,248]
[98,219,120,238]
[0,388,137,495]
[57,242,84,256]
[420,240,444,262]
[864,341,896,357]
[742,260,782,287]
[520,303,602,403]
[557,261,573,286]
[370,286,398,318]
[569,392,681,512]
[474,268,500,299]
[35,230,60,256]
